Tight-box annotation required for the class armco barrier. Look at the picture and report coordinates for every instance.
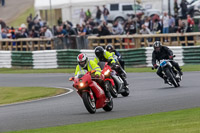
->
[0,47,199,69]
[0,51,12,68]
[118,48,147,67]
[183,46,200,65]
[57,49,80,68]
[33,50,58,69]
[11,51,33,68]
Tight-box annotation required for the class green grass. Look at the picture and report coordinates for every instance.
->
[4,107,200,133]
[0,87,67,105]
[0,68,75,74]
[8,6,35,28]
[0,65,200,74]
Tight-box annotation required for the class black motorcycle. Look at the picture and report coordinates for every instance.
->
[153,57,182,87]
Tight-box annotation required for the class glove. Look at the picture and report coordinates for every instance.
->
[169,56,173,59]
[154,64,158,69]
[95,74,100,78]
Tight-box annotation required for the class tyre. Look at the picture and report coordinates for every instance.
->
[103,98,113,112]
[165,69,179,87]
[82,92,96,114]
[114,17,125,24]
[121,86,130,97]
[105,81,118,98]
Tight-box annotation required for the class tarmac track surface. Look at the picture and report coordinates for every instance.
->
[0,72,200,132]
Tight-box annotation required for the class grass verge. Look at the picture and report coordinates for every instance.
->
[0,65,200,74]
[8,6,35,28]
[0,87,67,105]
[4,107,200,133]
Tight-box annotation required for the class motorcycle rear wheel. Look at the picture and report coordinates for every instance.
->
[121,86,130,97]
[82,92,96,114]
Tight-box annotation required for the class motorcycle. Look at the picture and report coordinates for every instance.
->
[69,70,113,114]
[100,61,118,98]
[153,56,182,87]
[99,60,130,97]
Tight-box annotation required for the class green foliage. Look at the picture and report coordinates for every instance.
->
[4,107,200,133]
[0,87,67,105]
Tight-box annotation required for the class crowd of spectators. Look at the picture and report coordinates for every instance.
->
[0,1,199,41]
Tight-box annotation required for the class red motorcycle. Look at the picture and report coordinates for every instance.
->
[100,62,118,98]
[99,60,129,97]
[69,70,113,114]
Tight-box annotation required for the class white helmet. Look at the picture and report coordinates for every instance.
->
[77,53,88,68]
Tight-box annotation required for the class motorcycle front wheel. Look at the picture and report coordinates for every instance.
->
[82,92,96,114]
[165,69,180,87]
[105,80,118,98]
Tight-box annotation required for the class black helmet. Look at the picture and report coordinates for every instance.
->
[106,44,114,52]
[95,46,104,59]
[153,41,162,52]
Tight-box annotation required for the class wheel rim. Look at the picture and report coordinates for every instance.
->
[88,95,95,108]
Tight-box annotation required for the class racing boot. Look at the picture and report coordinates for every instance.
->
[163,76,172,85]
[104,83,112,102]
[105,90,112,103]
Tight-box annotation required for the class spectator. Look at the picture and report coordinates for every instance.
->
[103,5,109,23]
[79,9,86,26]
[66,24,76,35]
[85,9,92,21]
[174,0,179,16]
[29,29,39,38]
[1,0,5,7]
[78,25,87,36]
[152,19,162,34]
[187,15,194,32]
[169,15,175,33]
[140,24,151,34]
[97,25,111,37]
[0,19,6,29]
[176,19,186,33]
[96,6,102,24]
[57,17,62,26]
[39,19,45,27]
[162,12,169,34]
[187,15,194,27]
[55,25,67,37]
[124,19,136,35]
[180,0,188,19]
[43,26,53,39]
[143,16,150,28]
[1,28,7,38]
[112,21,124,35]
[27,14,33,23]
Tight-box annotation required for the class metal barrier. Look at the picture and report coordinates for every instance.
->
[88,32,200,49]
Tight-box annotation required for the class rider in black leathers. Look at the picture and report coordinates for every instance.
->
[152,41,183,84]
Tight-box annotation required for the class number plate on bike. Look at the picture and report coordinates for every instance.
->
[160,61,167,67]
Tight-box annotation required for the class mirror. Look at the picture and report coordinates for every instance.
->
[69,77,74,81]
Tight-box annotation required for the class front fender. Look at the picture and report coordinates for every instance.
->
[105,78,115,86]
